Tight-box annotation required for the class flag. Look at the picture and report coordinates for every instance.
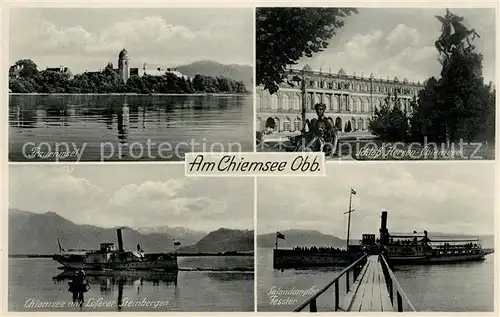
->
[277,231,285,240]
[173,240,181,246]
[351,188,357,195]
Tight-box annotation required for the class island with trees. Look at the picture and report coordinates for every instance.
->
[9,59,248,95]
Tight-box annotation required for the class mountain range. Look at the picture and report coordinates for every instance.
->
[257,229,356,249]
[175,60,253,91]
[178,228,254,253]
[136,226,206,247]
[8,209,253,255]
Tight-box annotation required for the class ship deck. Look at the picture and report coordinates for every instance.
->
[340,255,394,312]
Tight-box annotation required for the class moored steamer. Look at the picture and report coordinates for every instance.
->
[379,211,493,264]
[272,191,493,269]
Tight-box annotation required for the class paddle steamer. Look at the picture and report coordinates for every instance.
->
[273,194,493,269]
[52,228,178,271]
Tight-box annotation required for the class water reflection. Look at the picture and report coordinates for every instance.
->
[53,270,179,289]
[9,94,252,161]
[206,272,254,282]
[52,270,178,311]
[9,258,254,312]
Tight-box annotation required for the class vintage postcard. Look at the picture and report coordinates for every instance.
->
[8,165,254,312]
[255,7,496,160]
[2,1,499,316]
[8,7,253,162]
[256,162,495,312]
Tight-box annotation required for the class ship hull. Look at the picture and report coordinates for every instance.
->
[273,249,362,269]
[387,253,491,265]
[273,249,493,269]
[53,254,178,271]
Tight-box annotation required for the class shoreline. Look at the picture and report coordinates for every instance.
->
[9,92,251,96]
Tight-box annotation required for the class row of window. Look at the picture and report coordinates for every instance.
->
[387,248,481,255]
[256,116,370,132]
[292,78,419,95]
[437,250,481,255]
[256,97,412,114]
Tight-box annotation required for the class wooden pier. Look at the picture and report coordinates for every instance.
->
[340,255,393,311]
[293,253,416,312]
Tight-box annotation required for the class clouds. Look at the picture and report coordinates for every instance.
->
[385,24,420,50]
[257,163,495,237]
[297,8,495,84]
[10,166,103,217]
[343,30,384,59]
[9,165,253,231]
[10,8,253,73]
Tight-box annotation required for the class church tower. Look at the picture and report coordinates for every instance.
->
[118,48,130,83]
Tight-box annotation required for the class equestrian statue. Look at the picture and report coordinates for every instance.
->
[435,9,480,62]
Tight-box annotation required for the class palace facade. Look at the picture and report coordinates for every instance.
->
[256,65,425,133]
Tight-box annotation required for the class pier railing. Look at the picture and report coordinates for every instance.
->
[379,254,416,312]
[293,253,368,312]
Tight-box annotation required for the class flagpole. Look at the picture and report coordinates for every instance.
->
[346,189,353,251]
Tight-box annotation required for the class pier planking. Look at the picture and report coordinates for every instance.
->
[341,255,394,312]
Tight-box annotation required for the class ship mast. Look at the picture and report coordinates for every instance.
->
[344,188,356,251]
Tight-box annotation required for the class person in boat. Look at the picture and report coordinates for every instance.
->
[69,270,89,306]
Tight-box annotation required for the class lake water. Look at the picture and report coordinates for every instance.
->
[9,94,253,161]
[9,256,254,312]
[257,248,494,312]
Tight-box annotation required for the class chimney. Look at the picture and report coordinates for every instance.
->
[379,211,390,245]
[381,211,388,231]
[116,228,124,252]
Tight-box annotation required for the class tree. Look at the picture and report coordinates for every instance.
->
[408,77,442,142]
[216,76,231,93]
[369,101,410,142]
[256,8,358,94]
[8,58,249,95]
[192,74,206,92]
[9,78,32,93]
[409,48,495,142]
[14,59,38,77]
[126,75,147,93]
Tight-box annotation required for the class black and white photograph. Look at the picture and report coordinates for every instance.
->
[3,2,500,315]
[255,8,496,160]
[8,8,253,161]
[8,165,254,312]
[256,163,495,312]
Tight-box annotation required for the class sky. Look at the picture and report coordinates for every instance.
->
[257,162,496,237]
[296,8,496,84]
[9,165,253,231]
[9,8,253,74]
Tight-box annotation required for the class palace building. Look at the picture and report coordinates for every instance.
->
[256,65,425,133]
